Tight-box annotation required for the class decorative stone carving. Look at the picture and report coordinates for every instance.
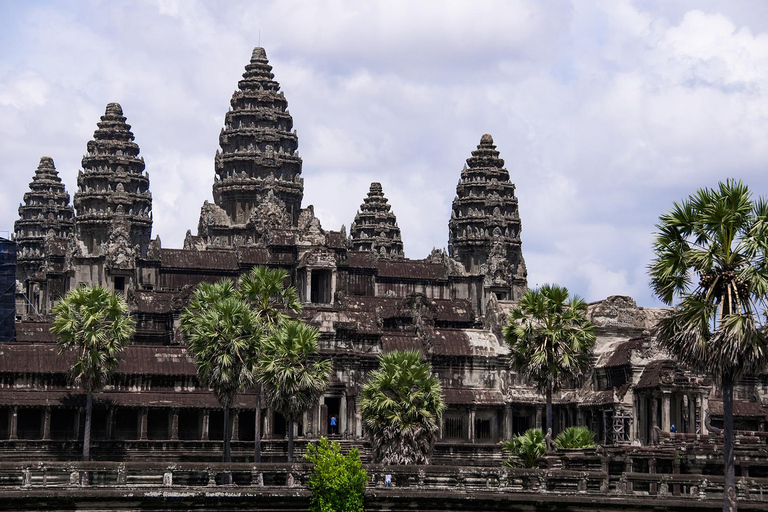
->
[349,183,404,258]
[248,190,291,237]
[298,205,326,246]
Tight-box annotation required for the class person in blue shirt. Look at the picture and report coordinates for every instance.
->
[330,415,337,436]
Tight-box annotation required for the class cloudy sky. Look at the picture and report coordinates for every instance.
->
[2,0,768,307]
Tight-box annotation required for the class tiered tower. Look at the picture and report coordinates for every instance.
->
[448,134,526,300]
[349,182,404,258]
[73,103,152,257]
[206,47,302,239]
[14,157,75,280]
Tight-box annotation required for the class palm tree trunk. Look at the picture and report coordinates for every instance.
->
[254,389,262,463]
[287,418,294,462]
[546,384,553,433]
[723,373,737,512]
[83,390,93,461]
[223,404,231,463]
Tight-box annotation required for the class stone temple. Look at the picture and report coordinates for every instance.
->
[2,47,765,463]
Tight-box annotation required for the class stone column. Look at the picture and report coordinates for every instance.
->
[170,409,179,441]
[535,406,543,430]
[106,408,115,440]
[42,407,51,440]
[264,408,273,439]
[9,407,18,440]
[139,408,148,440]
[305,270,312,303]
[651,396,659,429]
[355,400,363,438]
[340,395,348,436]
[700,393,709,435]
[688,395,696,434]
[469,408,476,442]
[231,410,239,441]
[503,405,513,440]
[347,396,357,438]
[661,392,671,433]
[73,408,80,440]
[201,410,210,441]
[319,403,328,437]
[330,270,337,304]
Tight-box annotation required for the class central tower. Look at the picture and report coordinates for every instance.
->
[198,47,303,247]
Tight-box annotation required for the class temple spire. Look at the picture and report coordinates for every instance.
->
[199,46,302,247]
[349,183,404,258]
[73,103,152,257]
[448,134,526,299]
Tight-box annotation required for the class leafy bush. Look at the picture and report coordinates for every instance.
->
[555,426,596,449]
[305,437,367,512]
[502,428,545,468]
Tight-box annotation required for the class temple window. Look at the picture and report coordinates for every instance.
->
[310,269,332,303]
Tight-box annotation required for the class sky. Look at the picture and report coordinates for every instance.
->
[2,0,768,307]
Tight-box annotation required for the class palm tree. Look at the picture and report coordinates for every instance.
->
[180,280,261,464]
[360,350,446,465]
[257,320,331,462]
[51,285,135,461]
[503,284,596,434]
[649,180,768,512]
[239,265,301,329]
[238,265,301,461]
[503,428,545,468]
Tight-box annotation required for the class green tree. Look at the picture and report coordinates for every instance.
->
[257,320,331,462]
[305,437,367,512]
[503,428,545,468]
[239,265,302,462]
[555,426,596,449]
[360,350,446,465]
[180,280,261,464]
[649,180,768,512]
[503,284,596,434]
[51,285,135,461]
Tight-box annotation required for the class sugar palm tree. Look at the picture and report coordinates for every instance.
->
[649,180,768,512]
[257,320,331,462]
[180,280,261,464]
[503,284,596,434]
[503,428,545,468]
[51,285,135,461]
[360,350,446,465]
[239,265,301,461]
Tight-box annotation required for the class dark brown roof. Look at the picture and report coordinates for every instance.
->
[635,360,677,389]
[15,321,57,343]
[433,300,474,323]
[344,252,377,269]
[0,389,255,409]
[0,344,198,376]
[598,338,642,368]
[377,260,447,280]
[443,388,505,406]
[236,246,271,266]
[432,329,472,356]
[579,390,615,406]
[709,400,766,418]
[381,335,424,355]
[161,249,239,270]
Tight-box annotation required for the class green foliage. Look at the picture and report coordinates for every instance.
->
[648,180,768,379]
[305,437,367,512]
[555,426,596,449]
[180,279,262,407]
[360,350,446,465]
[503,428,545,468]
[239,265,301,330]
[503,284,596,396]
[51,285,135,392]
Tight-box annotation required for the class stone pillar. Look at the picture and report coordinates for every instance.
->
[139,408,148,440]
[347,396,357,438]
[700,393,709,435]
[503,405,513,440]
[340,395,348,437]
[688,395,696,434]
[319,403,328,437]
[201,410,210,441]
[469,408,476,443]
[355,400,363,438]
[107,408,115,440]
[264,408,273,439]
[661,392,672,433]
[170,409,179,441]
[42,407,51,440]
[330,270,337,304]
[73,409,80,440]
[231,410,239,441]
[305,270,312,303]
[535,406,543,430]
[651,396,659,429]
[9,407,18,440]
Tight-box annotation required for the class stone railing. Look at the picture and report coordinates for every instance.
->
[0,459,766,504]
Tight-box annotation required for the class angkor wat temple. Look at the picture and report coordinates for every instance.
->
[3,47,766,464]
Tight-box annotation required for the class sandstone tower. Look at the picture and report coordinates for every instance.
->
[349,182,404,258]
[72,103,152,257]
[197,47,303,247]
[448,134,526,300]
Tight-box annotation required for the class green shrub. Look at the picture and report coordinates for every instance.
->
[555,426,596,449]
[304,437,367,512]
[502,428,545,468]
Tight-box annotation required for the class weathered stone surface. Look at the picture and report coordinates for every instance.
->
[349,182,404,258]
